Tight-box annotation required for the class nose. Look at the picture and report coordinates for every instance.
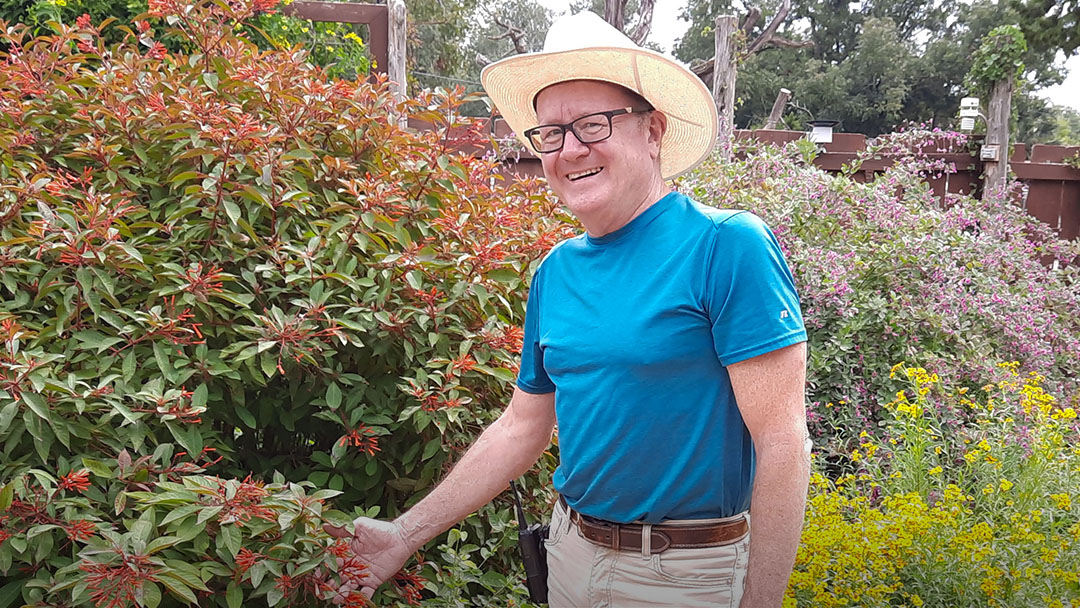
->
[560,128,590,158]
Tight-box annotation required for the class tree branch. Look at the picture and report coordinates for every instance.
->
[746,0,792,54]
[766,37,815,49]
[741,8,761,36]
[490,14,528,55]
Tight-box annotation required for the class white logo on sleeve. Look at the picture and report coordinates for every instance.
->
[779,309,789,319]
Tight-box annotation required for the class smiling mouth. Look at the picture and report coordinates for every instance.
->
[567,167,603,181]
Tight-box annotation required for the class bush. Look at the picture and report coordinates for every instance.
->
[0,1,571,605]
[790,363,1080,607]
[679,130,1080,449]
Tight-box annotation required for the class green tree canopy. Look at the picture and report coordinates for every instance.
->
[673,0,1076,139]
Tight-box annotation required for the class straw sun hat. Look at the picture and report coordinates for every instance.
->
[480,11,718,180]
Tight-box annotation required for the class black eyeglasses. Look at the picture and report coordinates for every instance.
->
[523,107,652,154]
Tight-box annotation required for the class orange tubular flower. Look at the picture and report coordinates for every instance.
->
[58,470,91,494]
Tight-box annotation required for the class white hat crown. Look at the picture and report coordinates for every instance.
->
[543,11,638,53]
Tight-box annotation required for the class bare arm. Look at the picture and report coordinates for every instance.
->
[325,387,556,597]
[727,342,810,608]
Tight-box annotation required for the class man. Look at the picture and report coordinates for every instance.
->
[327,11,810,607]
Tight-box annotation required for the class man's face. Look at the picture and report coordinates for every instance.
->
[533,81,663,222]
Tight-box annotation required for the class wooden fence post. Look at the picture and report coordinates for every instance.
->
[388,0,407,104]
[763,88,791,129]
[713,15,738,159]
[984,77,1012,196]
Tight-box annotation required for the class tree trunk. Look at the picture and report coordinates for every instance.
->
[605,0,625,31]
[713,15,738,159]
[984,77,1013,197]
[627,0,656,44]
[763,88,792,129]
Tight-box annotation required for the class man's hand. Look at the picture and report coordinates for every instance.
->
[323,517,414,599]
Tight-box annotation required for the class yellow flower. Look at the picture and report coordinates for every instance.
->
[1052,407,1077,420]
[1050,494,1072,510]
[999,478,1013,492]
[928,466,943,475]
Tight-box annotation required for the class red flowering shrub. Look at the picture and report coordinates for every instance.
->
[0,1,571,605]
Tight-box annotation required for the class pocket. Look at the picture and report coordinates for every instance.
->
[648,543,739,588]
[544,500,570,548]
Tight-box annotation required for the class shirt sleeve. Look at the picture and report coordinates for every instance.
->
[706,211,807,366]
[516,265,556,394]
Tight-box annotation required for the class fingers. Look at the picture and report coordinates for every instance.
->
[323,523,352,538]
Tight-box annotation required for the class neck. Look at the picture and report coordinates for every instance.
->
[580,177,671,238]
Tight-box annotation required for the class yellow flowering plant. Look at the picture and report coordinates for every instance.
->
[788,364,1080,607]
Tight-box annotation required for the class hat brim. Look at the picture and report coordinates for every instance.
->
[481,47,718,180]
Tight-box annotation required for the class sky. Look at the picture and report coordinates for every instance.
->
[537,0,1080,112]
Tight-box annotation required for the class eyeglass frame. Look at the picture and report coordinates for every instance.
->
[523,106,654,154]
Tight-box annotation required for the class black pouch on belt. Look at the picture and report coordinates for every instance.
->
[511,480,549,603]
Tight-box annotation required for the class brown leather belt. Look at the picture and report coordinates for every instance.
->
[560,497,749,554]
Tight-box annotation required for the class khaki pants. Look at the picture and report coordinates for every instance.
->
[545,499,750,608]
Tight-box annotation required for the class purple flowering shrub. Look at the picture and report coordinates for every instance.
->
[679,129,1080,449]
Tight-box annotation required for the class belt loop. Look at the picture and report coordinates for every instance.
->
[640,523,652,559]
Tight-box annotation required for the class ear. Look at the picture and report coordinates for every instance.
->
[646,111,667,160]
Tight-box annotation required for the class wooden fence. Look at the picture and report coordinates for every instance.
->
[493,126,1080,241]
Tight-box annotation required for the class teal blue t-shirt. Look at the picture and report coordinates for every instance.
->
[517,191,806,523]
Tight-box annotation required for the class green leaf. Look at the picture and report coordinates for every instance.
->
[265,587,284,607]
[155,573,197,605]
[0,401,17,433]
[325,382,342,409]
[0,579,25,608]
[74,330,125,353]
[235,405,256,429]
[197,505,223,525]
[191,384,208,408]
[0,482,13,512]
[81,458,113,479]
[153,341,176,382]
[223,200,242,226]
[21,392,52,424]
[161,504,202,526]
[226,581,242,608]
[214,291,256,307]
[166,422,202,457]
[259,351,277,378]
[281,148,314,161]
[122,349,138,382]
[203,72,219,91]
[486,269,520,283]
[220,524,241,558]
[145,536,180,555]
[170,171,201,185]
[140,581,162,608]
